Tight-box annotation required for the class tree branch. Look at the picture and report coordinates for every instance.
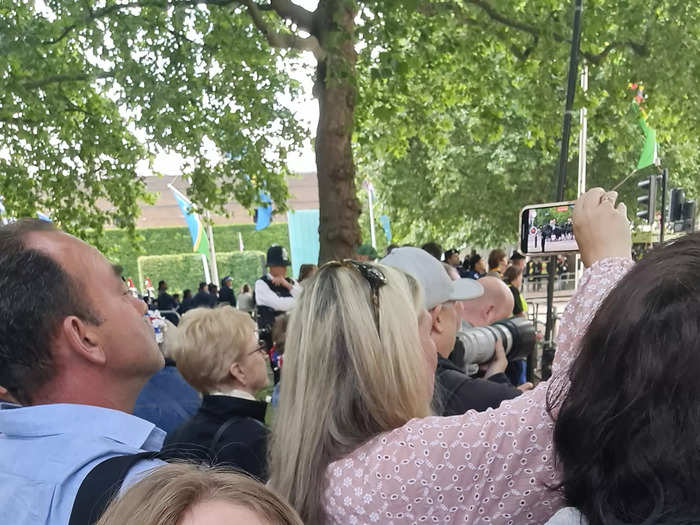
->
[267,0,315,34]
[463,0,540,39]
[21,71,114,90]
[241,0,324,60]
[582,40,649,64]
[0,116,41,126]
[461,0,648,65]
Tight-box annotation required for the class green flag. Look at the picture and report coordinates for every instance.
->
[629,83,658,170]
[636,115,658,170]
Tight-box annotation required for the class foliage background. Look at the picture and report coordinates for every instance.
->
[106,223,289,285]
[3,0,700,256]
[354,1,700,248]
[530,206,575,228]
[137,250,265,296]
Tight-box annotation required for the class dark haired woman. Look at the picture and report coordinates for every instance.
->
[547,231,700,524]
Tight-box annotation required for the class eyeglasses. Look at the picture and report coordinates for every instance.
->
[247,340,268,357]
[321,260,387,334]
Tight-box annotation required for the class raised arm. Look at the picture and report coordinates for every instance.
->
[325,189,634,524]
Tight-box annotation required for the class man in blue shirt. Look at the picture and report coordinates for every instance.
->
[133,357,201,433]
[0,219,166,525]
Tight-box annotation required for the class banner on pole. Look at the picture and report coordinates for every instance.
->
[287,209,320,279]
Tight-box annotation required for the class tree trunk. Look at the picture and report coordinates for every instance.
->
[314,0,361,264]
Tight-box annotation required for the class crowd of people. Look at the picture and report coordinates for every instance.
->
[3,188,700,525]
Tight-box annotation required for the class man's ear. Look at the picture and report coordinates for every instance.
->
[484,304,496,324]
[430,305,444,334]
[61,316,106,365]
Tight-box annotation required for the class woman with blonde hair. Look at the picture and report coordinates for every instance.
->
[96,463,302,525]
[268,188,634,524]
[163,306,270,480]
[268,261,436,523]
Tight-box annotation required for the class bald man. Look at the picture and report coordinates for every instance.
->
[460,276,514,327]
[430,270,522,415]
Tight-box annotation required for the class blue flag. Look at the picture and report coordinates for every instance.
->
[168,185,209,256]
[379,215,392,243]
[255,190,272,231]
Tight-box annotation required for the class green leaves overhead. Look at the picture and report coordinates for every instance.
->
[1,0,305,247]
[2,0,700,252]
[355,0,700,246]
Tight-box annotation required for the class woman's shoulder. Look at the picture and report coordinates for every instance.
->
[326,414,479,473]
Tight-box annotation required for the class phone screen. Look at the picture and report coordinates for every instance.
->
[520,202,578,254]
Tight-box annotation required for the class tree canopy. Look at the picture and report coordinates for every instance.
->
[2,0,699,253]
[355,0,700,247]
[1,0,305,247]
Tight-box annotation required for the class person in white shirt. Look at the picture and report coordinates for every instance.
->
[255,246,300,385]
[254,246,301,346]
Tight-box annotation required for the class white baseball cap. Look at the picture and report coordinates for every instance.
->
[381,247,484,310]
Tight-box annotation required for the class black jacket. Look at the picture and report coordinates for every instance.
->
[218,286,237,307]
[157,291,177,311]
[163,395,268,481]
[178,297,194,315]
[191,290,216,309]
[434,355,522,416]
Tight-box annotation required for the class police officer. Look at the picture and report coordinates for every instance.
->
[255,245,300,347]
[255,245,300,384]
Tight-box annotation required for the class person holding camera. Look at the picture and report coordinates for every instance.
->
[382,248,522,415]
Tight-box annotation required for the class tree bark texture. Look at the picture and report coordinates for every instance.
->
[314,0,361,263]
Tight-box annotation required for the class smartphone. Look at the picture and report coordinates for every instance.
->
[520,201,578,254]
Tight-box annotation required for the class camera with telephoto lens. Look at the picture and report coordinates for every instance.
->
[456,317,536,371]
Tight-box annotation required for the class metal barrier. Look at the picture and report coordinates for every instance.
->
[525,301,562,384]
[522,272,576,294]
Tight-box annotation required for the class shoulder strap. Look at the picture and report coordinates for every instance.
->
[209,416,267,459]
[69,451,160,525]
[209,416,242,458]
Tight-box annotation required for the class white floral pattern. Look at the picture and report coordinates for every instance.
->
[324,257,634,524]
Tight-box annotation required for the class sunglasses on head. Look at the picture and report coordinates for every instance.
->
[320,260,387,334]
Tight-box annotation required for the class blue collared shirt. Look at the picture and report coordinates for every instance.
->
[0,403,165,525]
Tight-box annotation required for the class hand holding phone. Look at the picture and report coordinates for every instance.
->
[573,189,631,267]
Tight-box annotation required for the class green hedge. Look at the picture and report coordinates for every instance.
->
[137,251,266,296]
[104,223,289,283]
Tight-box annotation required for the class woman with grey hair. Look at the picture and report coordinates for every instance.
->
[163,306,270,480]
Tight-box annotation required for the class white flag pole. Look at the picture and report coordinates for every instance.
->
[203,210,219,285]
[367,182,377,249]
[238,231,244,252]
[201,253,211,283]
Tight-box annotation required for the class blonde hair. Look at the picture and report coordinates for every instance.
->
[171,306,255,393]
[267,262,432,523]
[96,463,302,525]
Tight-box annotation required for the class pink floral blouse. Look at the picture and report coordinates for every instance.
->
[324,257,634,524]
